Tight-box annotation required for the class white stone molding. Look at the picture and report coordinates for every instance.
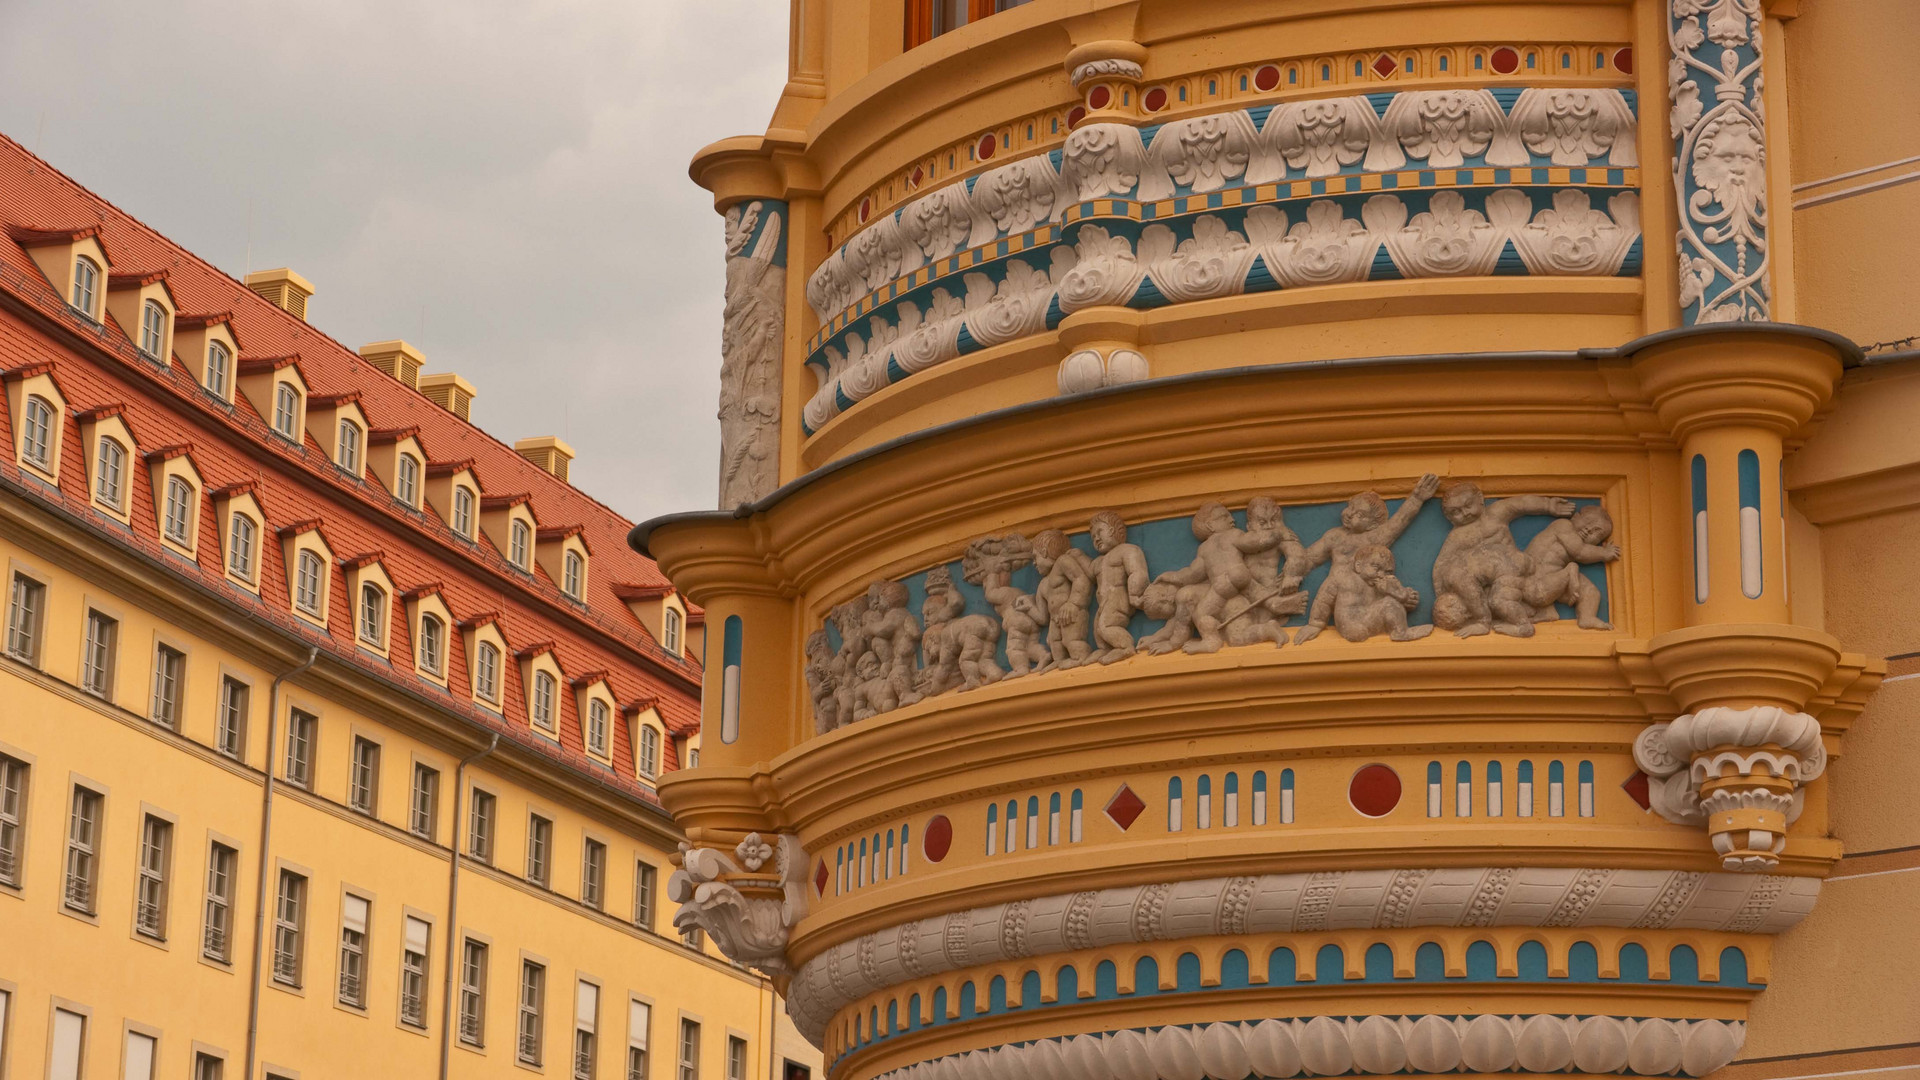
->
[1633,706,1826,871]
[667,832,809,978]
[870,1015,1745,1080]
[1071,58,1146,89]
[1058,348,1151,395]
[717,200,787,507]
[1668,0,1769,322]
[787,867,1815,1038]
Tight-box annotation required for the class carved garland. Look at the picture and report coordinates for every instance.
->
[786,867,1817,1038]
[867,1015,1747,1080]
[805,480,1621,731]
[1669,0,1769,322]
[717,200,788,507]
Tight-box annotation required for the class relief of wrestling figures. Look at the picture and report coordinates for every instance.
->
[804,476,1621,733]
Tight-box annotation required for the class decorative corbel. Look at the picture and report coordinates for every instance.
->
[1633,705,1825,870]
[667,832,809,981]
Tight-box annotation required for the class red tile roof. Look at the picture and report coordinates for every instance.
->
[0,132,700,798]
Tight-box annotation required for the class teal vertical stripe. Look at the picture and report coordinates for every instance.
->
[1692,454,1708,513]
[1737,450,1761,509]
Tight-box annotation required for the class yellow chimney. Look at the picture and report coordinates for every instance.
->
[243,268,315,321]
[359,340,425,390]
[514,436,576,483]
[418,372,477,422]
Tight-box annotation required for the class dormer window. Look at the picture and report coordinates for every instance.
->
[474,642,501,703]
[139,300,166,359]
[71,256,100,317]
[587,699,610,757]
[94,437,127,510]
[563,551,584,599]
[273,384,300,440]
[21,395,55,469]
[452,486,475,538]
[163,477,195,544]
[228,512,257,579]
[418,613,446,676]
[206,342,231,398]
[509,520,531,569]
[294,550,325,615]
[664,607,683,654]
[336,420,362,473]
[358,583,386,646]
[396,453,420,508]
[532,670,557,731]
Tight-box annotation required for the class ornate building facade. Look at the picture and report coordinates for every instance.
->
[0,138,819,1078]
[641,2,1919,1079]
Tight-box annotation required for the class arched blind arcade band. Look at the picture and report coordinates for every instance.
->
[904,0,1031,49]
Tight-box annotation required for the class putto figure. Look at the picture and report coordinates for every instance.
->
[862,580,923,707]
[1294,474,1441,644]
[1323,544,1429,642]
[827,599,868,727]
[1431,481,1575,638]
[917,566,1004,695]
[1520,504,1620,630]
[1152,502,1297,654]
[963,534,1050,677]
[802,629,839,734]
[1032,529,1095,669]
[1088,510,1149,663]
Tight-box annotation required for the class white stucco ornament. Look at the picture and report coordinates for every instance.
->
[666,832,807,978]
[1634,705,1825,870]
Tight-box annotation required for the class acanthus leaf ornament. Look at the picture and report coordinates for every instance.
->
[1669,0,1769,322]
[666,833,809,979]
[1632,705,1825,870]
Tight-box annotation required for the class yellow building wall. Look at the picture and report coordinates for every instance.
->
[0,524,813,1080]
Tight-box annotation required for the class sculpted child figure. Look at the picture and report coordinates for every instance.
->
[1088,510,1149,664]
[1233,495,1310,636]
[802,629,839,734]
[1151,502,1293,654]
[1325,544,1429,642]
[916,566,1004,696]
[862,580,924,707]
[1139,577,1292,654]
[1032,529,1096,669]
[963,534,1051,677]
[1431,480,1575,638]
[851,652,895,721]
[827,599,869,726]
[1520,504,1620,629]
[1294,473,1441,644]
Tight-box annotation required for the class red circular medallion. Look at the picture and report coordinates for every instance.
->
[1254,65,1281,92]
[1489,47,1521,75]
[1349,764,1402,818]
[976,133,997,160]
[1142,87,1168,112]
[922,815,953,862]
[857,196,871,224]
[1067,105,1088,129]
[1087,84,1112,111]
[1613,47,1634,74]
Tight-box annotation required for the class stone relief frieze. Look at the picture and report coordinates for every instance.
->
[1669,0,1769,322]
[717,199,787,507]
[801,480,1619,734]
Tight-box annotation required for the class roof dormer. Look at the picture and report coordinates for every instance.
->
[516,641,564,741]
[460,612,509,712]
[105,270,175,365]
[368,427,427,511]
[612,583,688,658]
[174,313,240,403]
[479,493,537,574]
[535,525,590,603]
[425,459,481,542]
[237,354,308,444]
[341,553,395,657]
[277,519,334,628]
[401,584,455,687]
[213,481,267,592]
[76,405,137,524]
[145,445,203,558]
[10,225,111,324]
[571,672,616,765]
[305,391,369,479]
[6,362,67,485]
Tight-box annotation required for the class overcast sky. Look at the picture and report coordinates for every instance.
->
[0,0,789,522]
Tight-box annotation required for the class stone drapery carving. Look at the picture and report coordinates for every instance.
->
[1669,0,1769,322]
[787,865,1815,1040]
[802,485,1617,733]
[1633,706,1826,870]
[800,189,1641,432]
[717,199,787,507]
[666,832,808,979]
[867,1016,1746,1080]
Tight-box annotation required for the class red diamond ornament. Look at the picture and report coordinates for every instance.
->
[1623,770,1653,811]
[1372,53,1398,79]
[814,859,830,896]
[1105,784,1146,830]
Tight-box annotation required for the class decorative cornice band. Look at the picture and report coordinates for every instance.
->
[868,1015,1745,1080]
[788,867,1815,1037]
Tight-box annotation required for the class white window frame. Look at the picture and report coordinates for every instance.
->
[348,736,379,815]
[64,786,104,914]
[272,869,307,986]
[135,813,173,939]
[587,699,610,758]
[20,394,56,469]
[294,551,324,616]
[338,893,371,1008]
[563,551,584,599]
[95,436,127,510]
[400,916,431,1028]
[228,512,258,581]
[217,676,248,760]
[0,754,27,888]
[6,572,46,664]
[397,453,420,507]
[284,709,317,789]
[459,939,488,1047]
[150,642,185,728]
[203,841,237,962]
[418,613,446,676]
[163,476,195,545]
[453,486,476,538]
[581,838,606,910]
[71,254,99,315]
[638,725,662,780]
[206,340,231,398]
[336,419,362,473]
[526,814,552,888]
[474,642,501,704]
[140,299,167,359]
[81,609,117,698]
[532,670,558,731]
[518,960,546,1065]
[510,520,531,569]
[273,383,300,440]
[358,583,385,646]
[410,763,439,840]
[468,788,495,863]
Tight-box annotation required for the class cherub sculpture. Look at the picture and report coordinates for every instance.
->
[851,652,895,721]
[1519,504,1620,630]
[1088,510,1149,663]
[1294,473,1441,644]
[1032,529,1095,669]
[1150,502,1295,654]
[1322,544,1430,642]
[826,599,869,725]
[1430,480,1574,638]
[1232,495,1310,638]
[1139,576,1291,654]
[963,534,1050,677]
[802,629,839,734]
[917,566,1004,696]
[862,580,923,708]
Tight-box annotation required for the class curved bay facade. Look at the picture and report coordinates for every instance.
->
[639,2,1920,1079]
